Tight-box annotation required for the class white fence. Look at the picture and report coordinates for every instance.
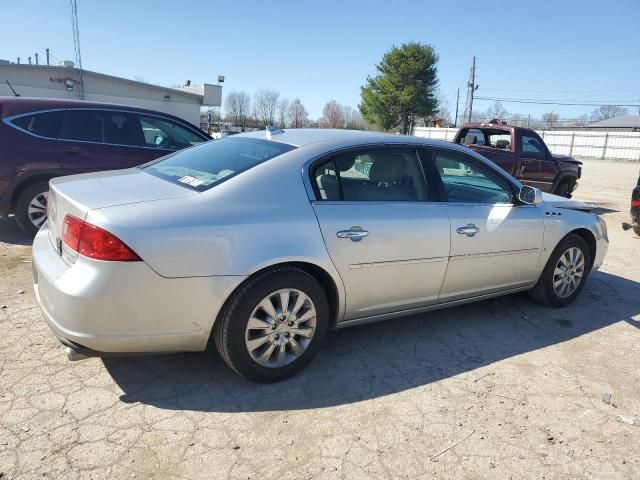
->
[413,127,640,161]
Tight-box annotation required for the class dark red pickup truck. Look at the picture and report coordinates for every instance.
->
[453,121,582,197]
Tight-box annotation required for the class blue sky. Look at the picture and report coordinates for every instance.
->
[3,0,639,120]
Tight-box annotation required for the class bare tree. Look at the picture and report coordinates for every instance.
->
[541,111,560,129]
[224,91,241,126]
[254,89,280,127]
[322,100,346,128]
[277,98,289,128]
[236,92,250,130]
[509,113,526,127]
[486,101,508,121]
[569,114,590,127]
[343,106,366,130]
[287,99,309,128]
[590,105,628,122]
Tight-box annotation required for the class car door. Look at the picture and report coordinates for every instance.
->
[127,113,209,163]
[518,132,557,192]
[310,147,451,320]
[55,109,147,174]
[423,147,545,301]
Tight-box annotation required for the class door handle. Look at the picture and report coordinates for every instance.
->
[337,228,369,242]
[456,224,480,237]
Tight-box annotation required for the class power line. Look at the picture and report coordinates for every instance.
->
[480,88,640,93]
[475,97,639,107]
[479,95,640,103]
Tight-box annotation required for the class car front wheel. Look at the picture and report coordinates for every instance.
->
[213,267,329,382]
[528,234,591,307]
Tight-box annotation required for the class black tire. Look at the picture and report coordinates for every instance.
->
[15,181,50,237]
[528,234,591,307]
[554,179,571,198]
[213,267,329,382]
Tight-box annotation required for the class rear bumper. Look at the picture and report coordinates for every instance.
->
[32,224,244,356]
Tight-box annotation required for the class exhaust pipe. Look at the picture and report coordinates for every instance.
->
[65,346,88,361]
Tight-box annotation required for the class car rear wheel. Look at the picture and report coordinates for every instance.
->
[15,181,50,236]
[528,234,591,307]
[213,267,329,382]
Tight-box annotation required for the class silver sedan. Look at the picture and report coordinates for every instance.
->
[32,129,608,381]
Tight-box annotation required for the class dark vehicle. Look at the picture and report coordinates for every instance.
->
[623,171,640,236]
[453,121,581,197]
[0,97,211,235]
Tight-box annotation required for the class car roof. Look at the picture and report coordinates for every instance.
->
[0,96,193,126]
[237,128,454,149]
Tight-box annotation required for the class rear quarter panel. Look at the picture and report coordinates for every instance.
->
[84,146,346,313]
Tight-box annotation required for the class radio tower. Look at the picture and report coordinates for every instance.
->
[70,0,85,99]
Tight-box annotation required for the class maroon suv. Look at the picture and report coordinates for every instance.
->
[0,97,211,235]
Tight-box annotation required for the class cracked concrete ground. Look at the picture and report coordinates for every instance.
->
[1,158,639,479]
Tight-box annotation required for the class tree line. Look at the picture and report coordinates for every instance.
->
[463,101,630,130]
[213,90,372,131]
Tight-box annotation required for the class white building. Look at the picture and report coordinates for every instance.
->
[0,61,221,127]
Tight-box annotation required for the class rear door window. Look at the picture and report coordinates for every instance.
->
[102,111,138,146]
[11,111,63,138]
[59,110,103,142]
[313,149,430,202]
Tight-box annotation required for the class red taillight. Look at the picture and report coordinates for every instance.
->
[632,200,640,208]
[62,215,141,261]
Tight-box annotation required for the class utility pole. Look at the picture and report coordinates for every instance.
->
[46,48,50,66]
[467,56,476,122]
[454,88,460,127]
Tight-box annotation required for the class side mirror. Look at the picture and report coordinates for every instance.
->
[519,185,543,205]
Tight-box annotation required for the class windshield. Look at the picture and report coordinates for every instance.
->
[143,137,296,192]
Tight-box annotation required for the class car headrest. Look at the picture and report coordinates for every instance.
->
[334,155,356,172]
[495,140,510,149]
[369,154,406,182]
[463,134,478,145]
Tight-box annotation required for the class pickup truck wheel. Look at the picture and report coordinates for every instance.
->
[554,180,571,198]
[15,181,50,236]
[528,234,591,307]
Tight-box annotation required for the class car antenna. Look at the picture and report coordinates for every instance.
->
[6,80,20,97]
[265,125,284,140]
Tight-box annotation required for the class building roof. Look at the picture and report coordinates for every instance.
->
[589,115,640,128]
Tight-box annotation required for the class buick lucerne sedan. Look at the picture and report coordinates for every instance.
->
[33,129,608,382]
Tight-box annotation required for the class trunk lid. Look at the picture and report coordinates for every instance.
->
[47,168,196,264]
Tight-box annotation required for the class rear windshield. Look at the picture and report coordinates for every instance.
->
[142,137,296,191]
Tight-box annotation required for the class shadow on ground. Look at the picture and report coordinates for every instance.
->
[104,271,640,412]
[0,218,32,246]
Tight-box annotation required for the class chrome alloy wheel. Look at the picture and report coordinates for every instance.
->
[244,289,317,368]
[553,247,585,298]
[27,191,48,229]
